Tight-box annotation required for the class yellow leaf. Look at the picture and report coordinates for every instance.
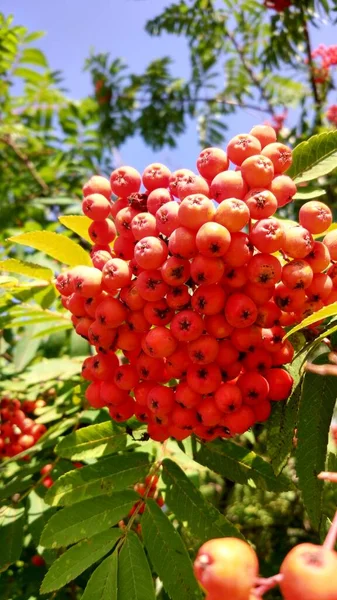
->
[7,231,91,267]
[284,303,337,339]
[275,218,298,229]
[0,275,19,287]
[0,258,53,281]
[313,222,337,239]
[58,215,93,244]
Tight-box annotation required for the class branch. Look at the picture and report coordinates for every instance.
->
[226,31,276,118]
[301,15,323,127]
[323,510,337,551]
[0,134,49,194]
[253,574,283,597]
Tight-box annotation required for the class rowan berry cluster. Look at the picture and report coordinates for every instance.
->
[0,397,47,458]
[39,461,83,488]
[311,44,337,85]
[56,123,336,443]
[194,534,337,599]
[129,475,164,517]
[327,104,337,127]
[312,44,337,70]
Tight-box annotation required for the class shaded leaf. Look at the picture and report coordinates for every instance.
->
[118,531,155,600]
[162,458,243,542]
[41,491,138,548]
[40,529,121,594]
[81,552,118,600]
[13,325,41,371]
[142,500,202,600]
[266,356,303,474]
[296,353,337,529]
[55,421,127,460]
[195,440,291,492]
[0,506,25,571]
[27,490,55,546]
[45,453,150,506]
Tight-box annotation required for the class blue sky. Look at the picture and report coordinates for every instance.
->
[3,1,337,173]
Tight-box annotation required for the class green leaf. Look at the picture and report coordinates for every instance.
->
[45,453,150,506]
[162,458,243,542]
[20,47,48,67]
[0,258,53,281]
[195,440,291,492]
[27,489,55,546]
[118,531,156,600]
[296,353,337,529]
[287,131,337,184]
[13,67,44,84]
[81,552,118,600]
[0,506,25,571]
[58,215,93,244]
[285,303,337,339]
[41,491,138,548]
[55,421,127,460]
[142,500,202,600]
[13,325,41,371]
[40,529,121,594]
[266,357,303,474]
[8,231,91,267]
[293,189,326,200]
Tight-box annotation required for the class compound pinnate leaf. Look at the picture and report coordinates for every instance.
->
[287,130,337,184]
[55,421,127,460]
[118,531,156,600]
[162,458,243,542]
[40,529,121,594]
[142,499,202,600]
[0,506,25,571]
[44,453,150,506]
[59,215,93,244]
[0,258,53,281]
[296,353,337,529]
[285,303,337,340]
[41,491,138,548]
[293,189,326,200]
[81,552,118,600]
[8,231,91,267]
[266,356,303,475]
[195,440,291,492]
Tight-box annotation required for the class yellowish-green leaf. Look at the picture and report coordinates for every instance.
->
[0,276,19,287]
[285,303,337,339]
[0,258,53,281]
[7,231,91,267]
[287,130,337,184]
[294,189,326,200]
[59,215,93,244]
[313,222,337,239]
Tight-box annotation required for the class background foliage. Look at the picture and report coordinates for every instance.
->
[1,2,337,599]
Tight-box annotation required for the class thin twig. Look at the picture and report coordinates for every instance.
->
[301,14,323,127]
[323,510,337,550]
[226,31,276,118]
[318,471,337,483]
[0,134,49,193]
[304,362,337,377]
[253,573,283,597]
